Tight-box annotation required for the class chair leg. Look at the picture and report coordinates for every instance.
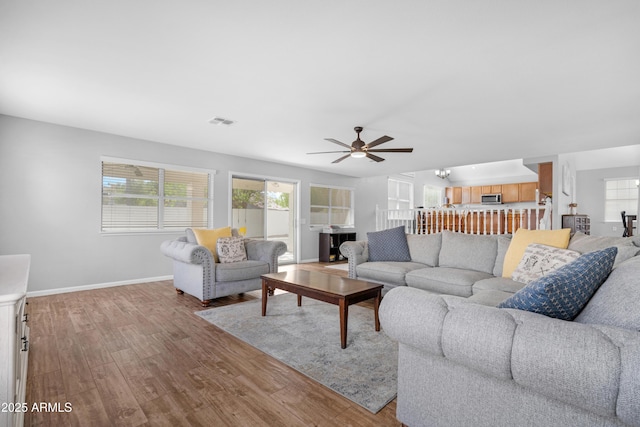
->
[201,300,211,307]
[175,288,184,294]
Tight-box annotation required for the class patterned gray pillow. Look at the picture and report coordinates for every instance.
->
[511,243,580,284]
[367,226,411,262]
[216,237,248,263]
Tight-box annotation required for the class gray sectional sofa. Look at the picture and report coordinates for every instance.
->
[341,230,640,426]
[340,230,523,306]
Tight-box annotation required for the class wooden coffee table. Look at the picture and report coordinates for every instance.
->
[261,270,383,349]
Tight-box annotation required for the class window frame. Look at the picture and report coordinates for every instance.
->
[100,156,215,234]
[603,177,639,223]
[387,177,414,210]
[309,184,355,228]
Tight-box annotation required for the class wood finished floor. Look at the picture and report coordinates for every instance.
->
[24,263,400,426]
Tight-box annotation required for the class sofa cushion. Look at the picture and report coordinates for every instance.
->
[216,236,248,263]
[575,255,640,331]
[367,226,411,262]
[467,289,515,307]
[407,233,441,267]
[492,235,512,277]
[498,247,618,320]
[438,231,498,274]
[191,226,233,262]
[357,261,427,286]
[215,260,269,282]
[511,243,580,284]
[473,277,526,294]
[406,267,493,297]
[568,231,639,268]
[502,228,571,278]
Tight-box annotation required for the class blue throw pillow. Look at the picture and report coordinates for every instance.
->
[498,247,617,320]
[367,226,411,262]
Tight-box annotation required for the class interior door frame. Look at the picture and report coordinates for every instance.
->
[229,171,300,264]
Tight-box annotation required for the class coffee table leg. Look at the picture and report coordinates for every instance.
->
[374,289,381,331]
[339,298,348,349]
[297,294,302,306]
[262,279,268,316]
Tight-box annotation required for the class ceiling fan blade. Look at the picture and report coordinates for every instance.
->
[366,153,385,162]
[325,138,352,149]
[307,150,351,154]
[366,148,414,153]
[364,135,393,149]
[332,154,352,164]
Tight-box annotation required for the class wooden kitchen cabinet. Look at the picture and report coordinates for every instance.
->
[445,187,462,204]
[491,185,502,193]
[461,187,471,204]
[519,182,538,202]
[538,162,553,199]
[470,186,482,204]
[501,183,520,203]
[482,186,492,194]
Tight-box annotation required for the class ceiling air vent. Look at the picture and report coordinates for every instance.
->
[208,116,235,126]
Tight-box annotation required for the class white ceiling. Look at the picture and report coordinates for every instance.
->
[1,0,639,178]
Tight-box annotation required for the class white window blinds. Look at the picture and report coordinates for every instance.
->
[310,185,354,227]
[101,161,212,232]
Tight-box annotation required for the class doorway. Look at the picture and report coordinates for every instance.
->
[231,176,297,264]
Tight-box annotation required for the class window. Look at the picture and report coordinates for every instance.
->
[388,178,413,210]
[310,185,354,227]
[423,185,442,208]
[604,178,639,222]
[101,159,213,232]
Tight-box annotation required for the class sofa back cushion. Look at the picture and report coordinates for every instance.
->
[492,235,512,277]
[568,231,640,268]
[574,255,640,331]
[439,231,498,274]
[407,233,442,267]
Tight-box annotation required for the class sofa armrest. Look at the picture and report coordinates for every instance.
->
[339,240,368,279]
[160,239,213,265]
[380,287,640,426]
[245,239,287,273]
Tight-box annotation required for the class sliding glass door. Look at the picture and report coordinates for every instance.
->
[231,176,297,264]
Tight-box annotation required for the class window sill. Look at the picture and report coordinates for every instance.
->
[100,230,186,237]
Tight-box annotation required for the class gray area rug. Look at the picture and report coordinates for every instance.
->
[196,292,398,413]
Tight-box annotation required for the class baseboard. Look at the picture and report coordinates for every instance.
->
[299,258,320,263]
[26,275,174,297]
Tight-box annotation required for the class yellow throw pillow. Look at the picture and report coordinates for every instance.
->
[502,228,571,278]
[192,227,232,262]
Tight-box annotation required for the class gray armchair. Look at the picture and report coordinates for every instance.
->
[160,229,287,306]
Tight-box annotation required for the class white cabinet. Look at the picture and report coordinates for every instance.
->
[0,255,30,427]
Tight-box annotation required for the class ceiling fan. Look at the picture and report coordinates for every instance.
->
[308,126,414,163]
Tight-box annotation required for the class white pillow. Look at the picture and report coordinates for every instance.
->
[511,243,580,284]
[216,237,247,263]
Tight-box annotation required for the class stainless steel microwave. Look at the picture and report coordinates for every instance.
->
[481,193,502,205]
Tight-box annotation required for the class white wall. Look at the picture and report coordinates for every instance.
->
[0,115,357,292]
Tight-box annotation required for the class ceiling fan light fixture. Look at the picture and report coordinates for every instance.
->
[350,151,366,158]
[435,168,451,179]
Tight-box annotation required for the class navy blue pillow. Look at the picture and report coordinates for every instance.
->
[498,247,617,320]
[367,226,411,262]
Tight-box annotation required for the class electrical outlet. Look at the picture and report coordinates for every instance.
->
[612,226,617,231]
